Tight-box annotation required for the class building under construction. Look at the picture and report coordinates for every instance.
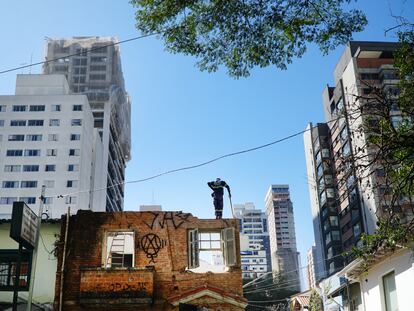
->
[43,36,131,212]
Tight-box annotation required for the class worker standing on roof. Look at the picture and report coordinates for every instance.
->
[207,178,231,219]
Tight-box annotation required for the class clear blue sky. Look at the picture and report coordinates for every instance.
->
[0,0,412,269]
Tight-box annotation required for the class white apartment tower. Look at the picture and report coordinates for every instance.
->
[234,202,271,279]
[265,185,300,290]
[43,37,131,212]
[0,75,105,218]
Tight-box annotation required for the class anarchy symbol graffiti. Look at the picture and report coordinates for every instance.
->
[140,233,166,263]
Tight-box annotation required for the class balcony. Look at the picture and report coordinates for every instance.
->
[79,267,154,305]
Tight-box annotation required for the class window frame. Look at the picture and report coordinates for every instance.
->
[20,181,38,188]
[49,119,60,126]
[73,105,83,111]
[27,120,44,126]
[51,104,61,112]
[12,105,27,112]
[4,165,21,172]
[8,134,25,141]
[48,134,59,141]
[103,231,135,269]
[46,149,58,157]
[70,134,81,141]
[65,196,77,204]
[69,149,80,156]
[66,180,78,188]
[45,164,56,172]
[188,228,199,269]
[10,120,26,126]
[2,181,19,189]
[187,227,237,270]
[0,250,32,291]
[26,134,42,141]
[71,119,82,126]
[6,150,23,157]
[29,105,45,112]
[382,270,399,311]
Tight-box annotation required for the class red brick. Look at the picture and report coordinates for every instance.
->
[55,211,246,310]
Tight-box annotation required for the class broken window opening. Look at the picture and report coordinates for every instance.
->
[104,231,134,268]
[187,228,236,273]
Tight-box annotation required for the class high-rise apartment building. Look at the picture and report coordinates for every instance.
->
[0,75,105,218]
[304,41,402,280]
[43,37,131,212]
[265,185,300,290]
[306,245,318,289]
[234,202,271,279]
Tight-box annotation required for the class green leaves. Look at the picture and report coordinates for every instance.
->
[130,0,367,77]
[309,289,323,311]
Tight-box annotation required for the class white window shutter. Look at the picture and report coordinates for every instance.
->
[188,228,199,268]
[194,229,199,268]
[222,227,236,266]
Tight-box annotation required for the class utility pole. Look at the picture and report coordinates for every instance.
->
[26,185,45,311]
[12,244,23,311]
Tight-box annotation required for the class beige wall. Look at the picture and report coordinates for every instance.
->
[0,222,60,305]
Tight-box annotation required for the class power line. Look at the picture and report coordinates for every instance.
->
[248,298,289,303]
[244,281,301,294]
[0,33,158,75]
[55,110,357,200]
[243,263,341,294]
[243,252,345,289]
[56,128,309,198]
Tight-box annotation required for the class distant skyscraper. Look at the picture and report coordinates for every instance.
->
[265,185,300,291]
[234,202,271,279]
[0,75,105,218]
[303,41,404,279]
[43,36,131,212]
[307,245,318,289]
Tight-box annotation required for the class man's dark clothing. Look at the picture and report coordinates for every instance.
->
[208,180,231,219]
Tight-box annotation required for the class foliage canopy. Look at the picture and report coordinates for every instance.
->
[131,0,367,77]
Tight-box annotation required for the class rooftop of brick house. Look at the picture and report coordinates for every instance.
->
[55,210,247,310]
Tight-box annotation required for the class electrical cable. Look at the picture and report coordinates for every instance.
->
[243,265,339,294]
[0,33,159,75]
[247,298,290,303]
[243,281,301,294]
[39,232,53,254]
[55,110,357,200]
[243,252,345,288]
[56,128,309,198]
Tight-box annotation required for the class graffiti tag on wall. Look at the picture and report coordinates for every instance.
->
[143,211,191,230]
[140,233,166,263]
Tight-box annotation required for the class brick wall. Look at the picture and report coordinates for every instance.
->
[55,210,246,310]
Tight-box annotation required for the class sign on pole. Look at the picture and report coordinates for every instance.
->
[10,202,38,250]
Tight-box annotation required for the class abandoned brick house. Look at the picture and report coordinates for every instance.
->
[54,210,248,310]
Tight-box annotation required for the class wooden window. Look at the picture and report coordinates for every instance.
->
[187,229,199,269]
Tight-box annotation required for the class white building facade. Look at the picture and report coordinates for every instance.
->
[43,37,131,212]
[0,74,105,218]
[339,247,413,311]
[234,203,271,279]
